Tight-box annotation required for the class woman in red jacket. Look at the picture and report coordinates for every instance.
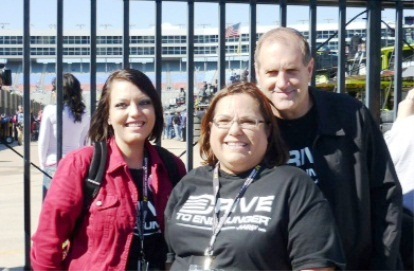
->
[31,69,187,271]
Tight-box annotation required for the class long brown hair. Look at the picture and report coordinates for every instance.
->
[62,73,86,123]
[199,82,288,167]
[89,69,164,143]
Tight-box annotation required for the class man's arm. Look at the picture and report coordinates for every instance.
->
[396,88,414,121]
[362,106,403,269]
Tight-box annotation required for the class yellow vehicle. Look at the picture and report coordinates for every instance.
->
[381,44,414,71]
[316,43,414,109]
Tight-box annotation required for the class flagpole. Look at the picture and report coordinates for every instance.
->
[238,34,242,70]
[224,23,241,84]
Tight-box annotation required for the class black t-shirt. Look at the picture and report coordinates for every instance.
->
[126,168,167,271]
[277,106,320,183]
[165,165,345,271]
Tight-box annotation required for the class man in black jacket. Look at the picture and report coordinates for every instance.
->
[254,27,402,270]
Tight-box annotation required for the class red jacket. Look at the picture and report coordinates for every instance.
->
[31,138,186,270]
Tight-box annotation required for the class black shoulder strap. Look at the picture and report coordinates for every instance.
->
[84,141,108,207]
[84,143,180,203]
[83,143,179,210]
[71,141,108,242]
[154,145,181,187]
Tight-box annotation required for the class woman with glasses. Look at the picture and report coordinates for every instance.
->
[165,82,345,271]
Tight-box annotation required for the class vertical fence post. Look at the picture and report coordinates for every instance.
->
[218,0,226,89]
[23,0,31,269]
[309,0,317,88]
[249,0,257,83]
[123,0,130,69]
[56,0,64,161]
[366,0,382,123]
[393,0,403,120]
[186,0,194,171]
[154,0,162,146]
[338,0,346,94]
[279,0,287,27]
[90,0,97,115]
[155,0,163,133]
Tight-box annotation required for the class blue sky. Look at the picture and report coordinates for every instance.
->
[2,0,412,30]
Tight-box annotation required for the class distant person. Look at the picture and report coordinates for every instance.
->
[213,79,218,94]
[15,105,24,145]
[0,113,12,142]
[165,111,175,139]
[384,88,414,270]
[350,34,362,58]
[202,81,208,92]
[165,82,345,270]
[241,69,249,82]
[31,69,187,270]
[30,110,39,141]
[163,111,169,139]
[230,72,241,84]
[229,70,236,84]
[198,87,207,103]
[178,87,185,105]
[37,109,43,122]
[254,27,402,270]
[179,109,186,142]
[37,73,90,199]
[173,111,181,141]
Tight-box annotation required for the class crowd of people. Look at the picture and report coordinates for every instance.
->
[26,26,412,271]
[0,105,42,145]
[0,112,17,143]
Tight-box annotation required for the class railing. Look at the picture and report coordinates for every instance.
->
[5,1,414,269]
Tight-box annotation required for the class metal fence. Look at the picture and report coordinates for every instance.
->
[8,0,414,269]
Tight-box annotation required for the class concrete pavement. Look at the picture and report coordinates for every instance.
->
[0,139,202,271]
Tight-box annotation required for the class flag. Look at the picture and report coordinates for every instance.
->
[225,23,241,39]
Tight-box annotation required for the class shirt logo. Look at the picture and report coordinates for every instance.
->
[288,147,319,183]
[134,201,161,236]
[175,194,274,232]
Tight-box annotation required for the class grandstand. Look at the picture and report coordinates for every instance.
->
[0,20,413,107]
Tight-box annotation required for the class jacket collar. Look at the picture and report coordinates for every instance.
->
[106,137,129,174]
[309,87,346,137]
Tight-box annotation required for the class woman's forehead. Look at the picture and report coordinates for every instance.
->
[109,81,146,97]
[214,94,261,116]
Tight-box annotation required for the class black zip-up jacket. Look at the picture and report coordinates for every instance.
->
[304,88,402,270]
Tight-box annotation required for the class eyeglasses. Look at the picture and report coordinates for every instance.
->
[212,116,266,130]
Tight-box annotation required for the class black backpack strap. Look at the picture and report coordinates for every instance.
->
[84,141,108,204]
[68,141,108,249]
[154,145,181,187]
